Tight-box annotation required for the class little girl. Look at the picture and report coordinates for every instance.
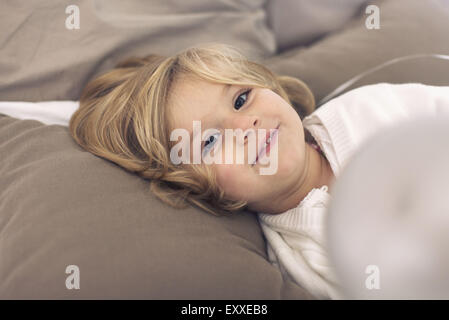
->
[69,43,449,299]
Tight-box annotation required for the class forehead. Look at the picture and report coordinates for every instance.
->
[168,77,228,132]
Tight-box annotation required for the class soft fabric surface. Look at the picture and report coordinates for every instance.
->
[259,185,340,300]
[266,0,369,51]
[0,0,275,101]
[265,0,449,103]
[0,113,313,299]
[0,101,78,126]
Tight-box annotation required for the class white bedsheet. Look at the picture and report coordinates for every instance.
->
[0,101,79,126]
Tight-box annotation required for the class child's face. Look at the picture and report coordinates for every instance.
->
[168,77,308,213]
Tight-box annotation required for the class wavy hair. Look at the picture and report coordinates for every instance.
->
[69,43,315,216]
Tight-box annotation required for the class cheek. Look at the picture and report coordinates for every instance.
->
[214,164,251,200]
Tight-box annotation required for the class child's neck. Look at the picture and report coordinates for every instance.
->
[278,142,335,213]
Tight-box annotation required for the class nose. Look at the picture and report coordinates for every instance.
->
[227,115,259,146]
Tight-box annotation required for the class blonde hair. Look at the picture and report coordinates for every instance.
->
[69,43,316,216]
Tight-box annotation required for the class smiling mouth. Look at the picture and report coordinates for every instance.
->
[252,124,280,166]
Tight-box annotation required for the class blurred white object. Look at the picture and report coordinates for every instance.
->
[327,116,449,299]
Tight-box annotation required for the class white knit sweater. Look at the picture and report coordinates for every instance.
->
[258,83,449,300]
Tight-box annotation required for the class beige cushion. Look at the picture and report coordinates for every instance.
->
[0,0,275,101]
[0,114,313,299]
[266,0,369,51]
[264,0,449,103]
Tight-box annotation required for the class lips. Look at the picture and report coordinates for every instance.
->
[253,124,279,165]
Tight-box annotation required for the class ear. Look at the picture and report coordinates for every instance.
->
[277,76,316,119]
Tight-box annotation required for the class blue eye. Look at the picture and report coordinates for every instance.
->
[234,89,251,110]
[203,131,221,155]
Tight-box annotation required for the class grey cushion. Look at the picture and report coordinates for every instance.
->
[0,0,275,101]
[266,0,369,51]
[0,114,313,299]
[264,0,449,103]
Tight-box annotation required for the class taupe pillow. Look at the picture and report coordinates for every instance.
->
[266,0,369,51]
[0,114,313,299]
[264,0,449,103]
[0,0,275,101]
